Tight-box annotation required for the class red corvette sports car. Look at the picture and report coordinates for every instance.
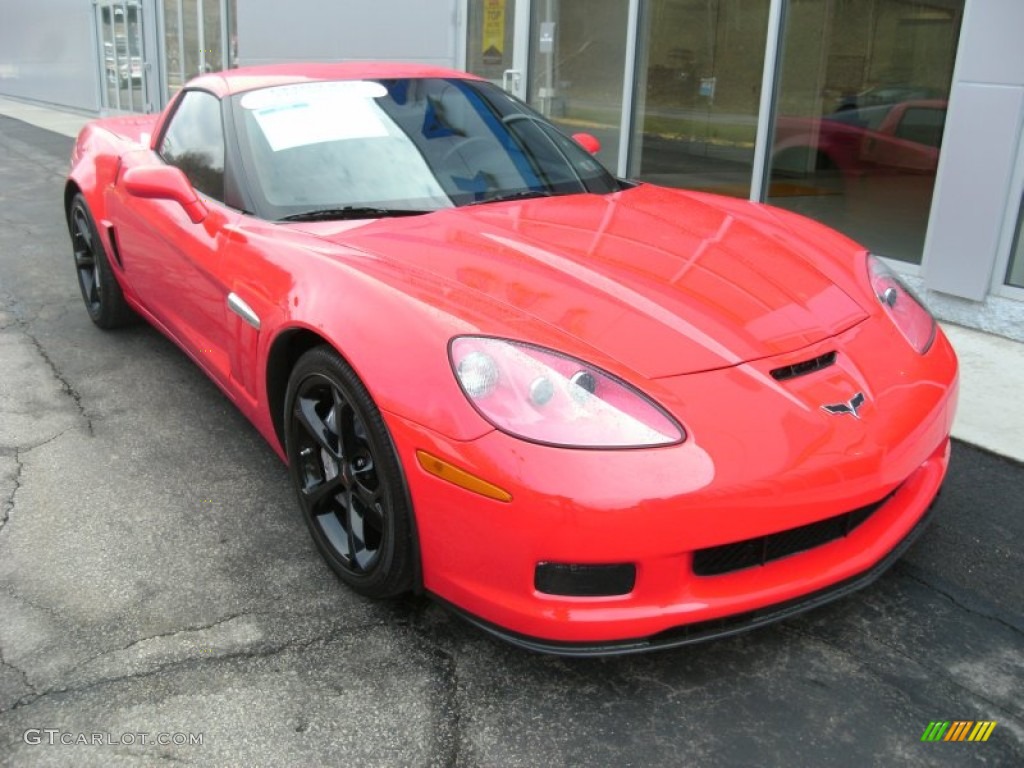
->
[65,63,958,655]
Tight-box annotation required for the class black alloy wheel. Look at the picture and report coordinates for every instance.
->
[285,346,415,598]
[67,193,134,329]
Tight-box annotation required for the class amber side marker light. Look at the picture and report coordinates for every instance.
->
[415,450,513,503]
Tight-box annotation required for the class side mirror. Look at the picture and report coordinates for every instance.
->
[122,164,208,223]
[572,132,601,155]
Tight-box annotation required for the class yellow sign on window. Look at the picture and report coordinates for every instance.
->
[482,0,506,65]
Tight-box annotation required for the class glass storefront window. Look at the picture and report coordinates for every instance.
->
[164,0,184,96]
[97,1,146,113]
[528,0,629,172]
[1007,194,1024,289]
[767,0,964,264]
[629,0,770,197]
[162,0,237,105]
[202,0,224,73]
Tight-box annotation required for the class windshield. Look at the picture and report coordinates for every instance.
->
[231,78,623,220]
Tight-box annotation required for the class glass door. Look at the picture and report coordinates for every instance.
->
[629,0,771,197]
[161,0,236,105]
[527,0,631,173]
[766,0,964,265]
[96,0,149,113]
[466,1,632,172]
[465,0,530,100]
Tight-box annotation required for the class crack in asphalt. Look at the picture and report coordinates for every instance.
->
[18,325,94,436]
[112,611,252,659]
[425,643,462,768]
[0,622,394,716]
[0,449,21,538]
[0,432,79,550]
[0,584,67,623]
[0,291,94,438]
[396,604,466,767]
[785,620,1024,722]
[0,430,79,460]
[0,643,38,701]
[56,611,255,685]
[897,565,1024,636]
[1,612,471,766]
[780,623,945,712]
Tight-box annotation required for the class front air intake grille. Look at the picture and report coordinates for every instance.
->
[770,351,837,381]
[692,489,898,576]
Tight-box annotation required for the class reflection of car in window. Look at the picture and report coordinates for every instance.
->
[772,100,947,180]
[834,83,944,113]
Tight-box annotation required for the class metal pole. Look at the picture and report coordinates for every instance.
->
[94,1,109,113]
[543,0,554,116]
[197,0,206,75]
[616,0,641,178]
[512,0,531,100]
[122,1,134,111]
[750,0,787,202]
[111,4,123,111]
[176,0,185,88]
[220,0,229,69]
[154,0,168,108]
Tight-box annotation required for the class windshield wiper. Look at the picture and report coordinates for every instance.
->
[278,206,431,222]
[465,190,555,207]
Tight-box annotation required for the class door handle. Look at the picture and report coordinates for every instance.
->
[227,292,261,330]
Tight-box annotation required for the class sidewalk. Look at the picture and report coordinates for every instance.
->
[2,94,1022,463]
[0,95,97,139]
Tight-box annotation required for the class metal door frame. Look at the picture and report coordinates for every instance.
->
[461,0,531,100]
[94,0,161,114]
[155,0,233,112]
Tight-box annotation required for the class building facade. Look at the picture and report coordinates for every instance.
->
[1,1,1022,339]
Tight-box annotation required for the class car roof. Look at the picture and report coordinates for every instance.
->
[187,62,482,98]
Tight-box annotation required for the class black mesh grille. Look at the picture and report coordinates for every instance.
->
[770,351,837,381]
[692,489,897,576]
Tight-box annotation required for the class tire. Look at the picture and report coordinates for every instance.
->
[67,194,135,329]
[284,345,415,598]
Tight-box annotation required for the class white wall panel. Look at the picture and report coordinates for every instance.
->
[922,0,1024,301]
[0,0,101,112]
[237,0,459,68]
[924,84,1024,299]
[954,0,1024,86]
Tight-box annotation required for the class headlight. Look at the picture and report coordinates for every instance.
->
[867,254,936,354]
[449,336,685,448]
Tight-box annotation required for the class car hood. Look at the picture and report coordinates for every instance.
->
[298,185,868,378]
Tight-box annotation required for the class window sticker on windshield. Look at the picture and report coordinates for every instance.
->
[242,81,391,152]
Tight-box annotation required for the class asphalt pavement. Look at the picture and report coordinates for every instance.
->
[0,114,1021,767]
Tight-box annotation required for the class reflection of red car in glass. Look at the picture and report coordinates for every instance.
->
[834,84,944,113]
[773,100,947,180]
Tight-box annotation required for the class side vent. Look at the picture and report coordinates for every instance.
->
[106,225,124,269]
[770,351,836,381]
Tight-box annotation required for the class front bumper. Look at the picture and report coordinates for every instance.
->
[385,319,958,650]
[436,494,939,657]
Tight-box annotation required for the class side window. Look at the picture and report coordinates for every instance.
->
[895,108,946,149]
[159,90,226,201]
